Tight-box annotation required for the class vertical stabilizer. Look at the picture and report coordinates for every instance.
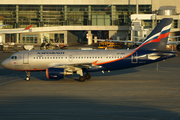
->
[136,18,173,51]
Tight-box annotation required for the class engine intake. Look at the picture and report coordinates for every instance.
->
[46,68,73,79]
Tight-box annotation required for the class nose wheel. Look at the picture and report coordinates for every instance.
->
[25,71,31,81]
[26,76,30,81]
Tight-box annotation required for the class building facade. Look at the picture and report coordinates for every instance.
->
[0,0,179,46]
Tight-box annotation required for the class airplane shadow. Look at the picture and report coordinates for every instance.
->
[35,68,139,82]
[0,67,139,82]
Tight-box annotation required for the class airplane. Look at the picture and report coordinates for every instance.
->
[1,18,177,82]
[0,24,33,33]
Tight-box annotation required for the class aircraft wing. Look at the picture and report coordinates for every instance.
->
[49,61,100,69]
[47,62,102,74]
[0,24,33,34]
[94,35,180,45]
[167,41,180,44]
[0,24,8,27]
[53,63,93,68]
[167,36,180,45]
[168,36,180,39]
[131,36,146,39]
[93,39,142,44]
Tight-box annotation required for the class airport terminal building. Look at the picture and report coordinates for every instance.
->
[0,0,180,46]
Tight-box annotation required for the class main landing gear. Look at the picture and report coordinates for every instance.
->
[79,73,91,82]
[25,71,31,81]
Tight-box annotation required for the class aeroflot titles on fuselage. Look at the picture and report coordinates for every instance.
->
[37,52,65,54]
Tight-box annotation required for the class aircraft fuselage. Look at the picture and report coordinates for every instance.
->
[2,49,176,73]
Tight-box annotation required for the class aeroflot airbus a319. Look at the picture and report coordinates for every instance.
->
[2,18,177,82]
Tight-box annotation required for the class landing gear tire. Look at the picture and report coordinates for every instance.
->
[25,77,30,81]
[25,71,31,81]
[85,73,91,80]
[79,76,85,82]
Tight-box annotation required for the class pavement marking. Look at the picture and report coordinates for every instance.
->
[0,74,45,86]
[0,78,21,86]
[172,91,179,95]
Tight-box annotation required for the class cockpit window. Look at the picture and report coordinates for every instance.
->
[11,56,17,59]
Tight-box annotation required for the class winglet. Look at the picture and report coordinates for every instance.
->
[24,24,33,30]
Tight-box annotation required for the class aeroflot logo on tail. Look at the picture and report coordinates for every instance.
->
[37,52,65,54]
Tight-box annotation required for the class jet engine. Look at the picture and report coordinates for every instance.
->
[176,44,180,52]
[46,68,73,79]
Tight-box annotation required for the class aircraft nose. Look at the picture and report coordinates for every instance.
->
[2,60,8,69]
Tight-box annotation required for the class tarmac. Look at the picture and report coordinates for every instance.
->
[0,52,180,120]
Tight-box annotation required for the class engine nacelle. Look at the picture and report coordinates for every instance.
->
[46,68,73,79]
[176,44,180,52]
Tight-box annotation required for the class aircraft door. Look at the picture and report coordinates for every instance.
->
[131,52,138,63]
[23,52,29,64]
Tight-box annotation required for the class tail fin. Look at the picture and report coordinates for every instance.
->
[136,18,173,51]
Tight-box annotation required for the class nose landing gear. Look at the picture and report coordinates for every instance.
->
[25,71,31,81]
